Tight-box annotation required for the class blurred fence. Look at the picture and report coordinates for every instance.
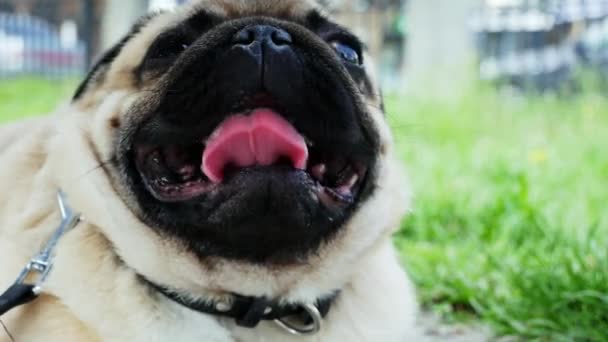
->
[6,0,608,92]
[472,0,608,91]
[0,0,98,78]
[0,0,407,88]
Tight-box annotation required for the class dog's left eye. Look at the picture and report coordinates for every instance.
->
[330,41,361,65]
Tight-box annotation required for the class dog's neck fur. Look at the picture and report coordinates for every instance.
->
[0,100,419,341]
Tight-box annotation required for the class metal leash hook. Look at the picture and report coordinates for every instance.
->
[14,191,81,295]
[273,303,323,336]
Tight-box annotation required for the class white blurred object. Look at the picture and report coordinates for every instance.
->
[149,0,179,11]
[102,0,148,50]
[60,20,78,49]
[0,29,24,72]
[406,0,479,95]
[486,0,524,7]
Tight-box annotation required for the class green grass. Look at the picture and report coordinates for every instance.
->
[0,78,77,123]
[389,87,608,341]
[1,79,606,340]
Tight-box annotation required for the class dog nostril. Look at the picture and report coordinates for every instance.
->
[232,28,256,45]
[232,25,292,47]
[271,30,292,46]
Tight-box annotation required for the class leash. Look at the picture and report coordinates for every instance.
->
[0,191,81,317]
[0,191,337,337]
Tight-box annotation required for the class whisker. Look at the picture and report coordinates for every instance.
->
[75,157,118,180]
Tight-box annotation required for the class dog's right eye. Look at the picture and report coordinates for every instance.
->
[151,41,190,60]
[148,38,190,60]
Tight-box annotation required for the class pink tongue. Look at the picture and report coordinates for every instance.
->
[202,109,308,183]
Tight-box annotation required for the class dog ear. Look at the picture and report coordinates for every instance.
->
[72,12,163,101]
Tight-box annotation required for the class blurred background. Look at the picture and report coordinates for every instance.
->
[5,0,608,90]
[0,0,606,340]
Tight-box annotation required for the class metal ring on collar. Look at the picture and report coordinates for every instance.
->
[273,303,323,336]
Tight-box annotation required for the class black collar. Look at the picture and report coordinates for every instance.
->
[145,280,339,329]
[0,193,338,335]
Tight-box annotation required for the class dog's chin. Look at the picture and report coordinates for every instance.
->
[124,106,373,265]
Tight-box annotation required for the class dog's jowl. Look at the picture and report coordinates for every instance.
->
[0,1,420,341]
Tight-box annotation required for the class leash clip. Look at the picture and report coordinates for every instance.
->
[14,191,81,294]
[273,303,323,336]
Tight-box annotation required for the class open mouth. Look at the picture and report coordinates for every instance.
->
[134,108,368,208]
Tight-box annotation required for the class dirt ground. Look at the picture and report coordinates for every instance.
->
[420,312,495,342]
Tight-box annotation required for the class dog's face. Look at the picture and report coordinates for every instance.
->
[71,0,406,283]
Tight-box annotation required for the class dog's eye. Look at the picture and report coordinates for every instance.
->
[140,34,191,75]
[330,41,361,65]
[150,40,190,60]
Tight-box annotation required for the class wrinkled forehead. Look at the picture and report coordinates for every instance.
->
[104,0,321,83]
[186,0,320,19]
[85,0,381,111]
[122,0,327,65]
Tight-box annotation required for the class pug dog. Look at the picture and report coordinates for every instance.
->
[0,0,419,341]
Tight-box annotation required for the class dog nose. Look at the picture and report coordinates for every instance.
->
[224,24,301,101]
[232,25,293,49]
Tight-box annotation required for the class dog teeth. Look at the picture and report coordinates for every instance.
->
[149,150,162,164]
[337,174,359,195]
[335,164,355,184]
[311,164,327,181]
[346,173,359,188]
[177,165,196,181]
